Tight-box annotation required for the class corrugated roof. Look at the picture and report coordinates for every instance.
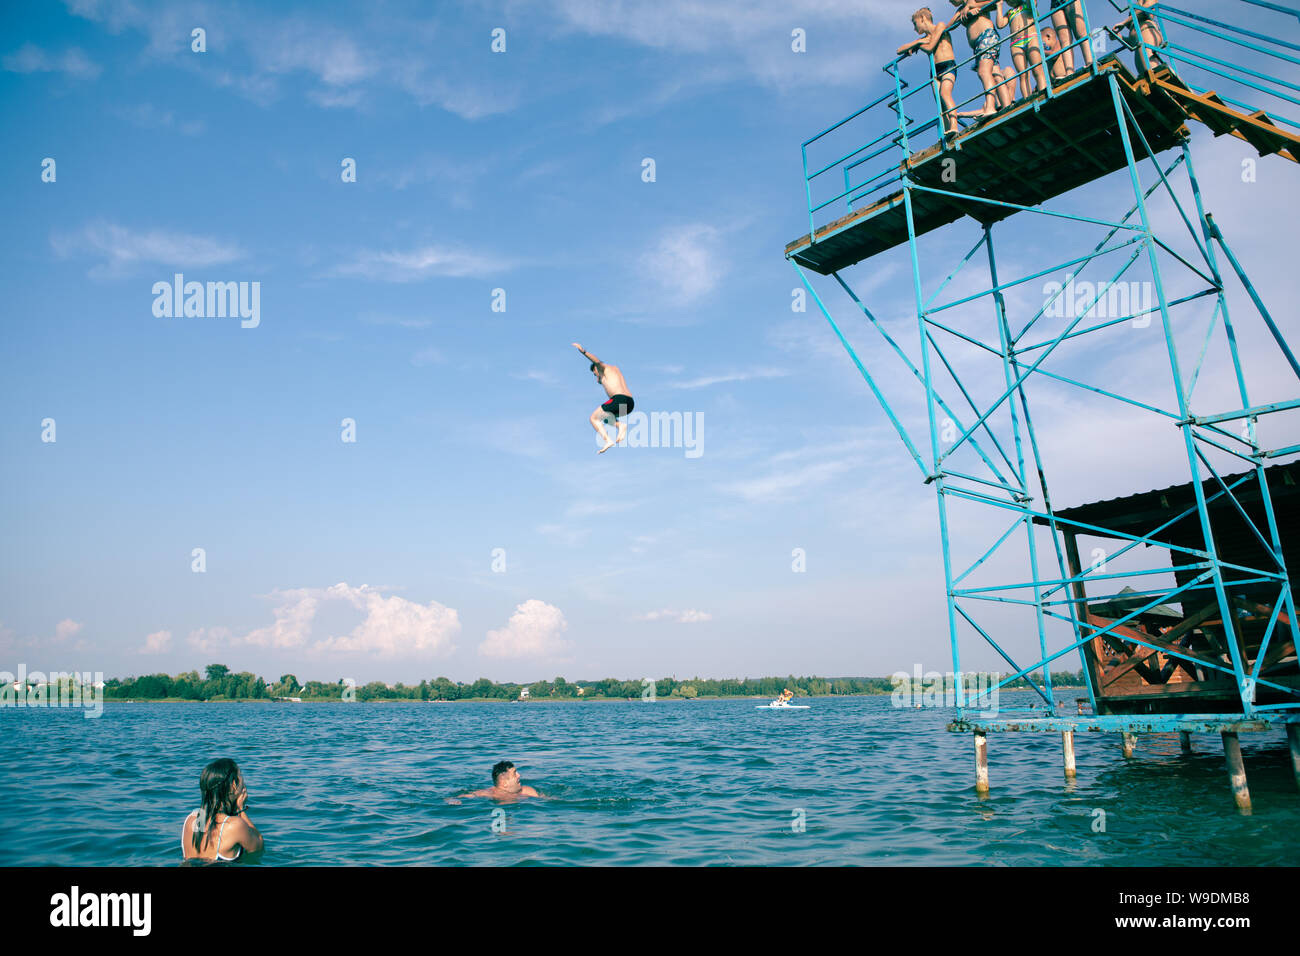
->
[1033,462,1298,535]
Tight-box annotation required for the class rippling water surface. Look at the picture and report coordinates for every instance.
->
[2,693,1297,865]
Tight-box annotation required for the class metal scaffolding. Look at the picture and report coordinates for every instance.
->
[785,0,1300,801]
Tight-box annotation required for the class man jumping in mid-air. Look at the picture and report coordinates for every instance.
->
[572,342,634,454]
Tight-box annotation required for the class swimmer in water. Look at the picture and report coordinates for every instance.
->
[181,758,264,863]
[572,342,634,454]
[464,760,543,800]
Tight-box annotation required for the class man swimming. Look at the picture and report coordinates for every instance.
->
[465,760,542,800]
[572,342,634,454]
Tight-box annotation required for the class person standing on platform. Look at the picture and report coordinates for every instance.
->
[898,6,962,137]
[951,0,1014,115]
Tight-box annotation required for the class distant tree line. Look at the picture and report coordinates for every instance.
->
[103,666,1086,702]
[103,667,901,702]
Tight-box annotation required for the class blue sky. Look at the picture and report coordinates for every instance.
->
[2,0,1296,685]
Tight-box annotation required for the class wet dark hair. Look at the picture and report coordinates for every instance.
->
[192,758,243,853]
[590,362,603,374]
[492,760,515,785]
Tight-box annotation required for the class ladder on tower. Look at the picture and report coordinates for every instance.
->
[1150,70,1299,162]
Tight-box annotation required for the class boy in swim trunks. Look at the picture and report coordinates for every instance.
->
[898,7,961,137]
[951,0,1013,114]
[573,342,635,454]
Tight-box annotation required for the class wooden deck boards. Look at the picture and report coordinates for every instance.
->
[786,57,1192,275]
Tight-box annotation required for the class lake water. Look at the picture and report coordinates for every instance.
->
[2,693,1297,865]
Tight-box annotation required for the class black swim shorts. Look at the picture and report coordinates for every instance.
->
[601,394,635,418]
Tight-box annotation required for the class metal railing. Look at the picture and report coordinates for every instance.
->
[799,0,1300,240]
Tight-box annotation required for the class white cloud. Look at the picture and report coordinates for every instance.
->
[239,583,460,658]
[140,629,172,653]
[2,43,101,79]
[359,313,433,329]
[664,367,791,390]
[114,103,204,135]
[565,499,635,518]
[241,589,321,649]
[536,524,591,547]
[53,619,84,642]
[547,0,892,91]
[66,1,518,118]
[51,222,244,277]
[334,244,513,282]
[513,369,562,387]
[479,599,569,658]
[722,459,858,503]
[635,609,712,623]
[640,224,724,306]
[254,25,375,87]
[314,585,460,656]
[187,627,231,654]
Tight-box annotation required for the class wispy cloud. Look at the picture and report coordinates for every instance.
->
[66,2,519,118]
[565,499,635,518]
[479,599,569,658]
[536,523,590,547]
[114,103,204,135]
[253,23,376,87]
[3,43,101,79]
[52,222,244,277]
[0,618,88,653]
[634,608,712,623]
[513,369,563,387]
[640,224,725,307]
[334,244,514,282]
[546,0,891,91]
[722,459,857,503]
[411,348,444,366]
[664,367,791,390]
[360,313,434,329]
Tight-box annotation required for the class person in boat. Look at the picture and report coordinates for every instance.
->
[775,688,795,705]
[465,760,542,800]
[181,758,264,863]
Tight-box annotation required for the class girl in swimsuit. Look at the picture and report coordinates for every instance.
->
[997,0,1046,96]
[181,758,264,863]
[1049,0,1093,75]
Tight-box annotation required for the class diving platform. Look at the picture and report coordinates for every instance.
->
[785,56,1296,275]
[948,713,1299,734]
[787,0,1300,811]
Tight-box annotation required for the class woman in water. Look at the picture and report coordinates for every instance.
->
[181,758,264,863]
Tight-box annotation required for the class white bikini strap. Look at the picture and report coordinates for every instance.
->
[214,815,229,857]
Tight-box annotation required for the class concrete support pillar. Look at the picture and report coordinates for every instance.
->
[1179,731,1192,754]
[975,731,989,794]
[1063,730,1077,778]
[1222,731,1251,813]
[1121,732,1136,758]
